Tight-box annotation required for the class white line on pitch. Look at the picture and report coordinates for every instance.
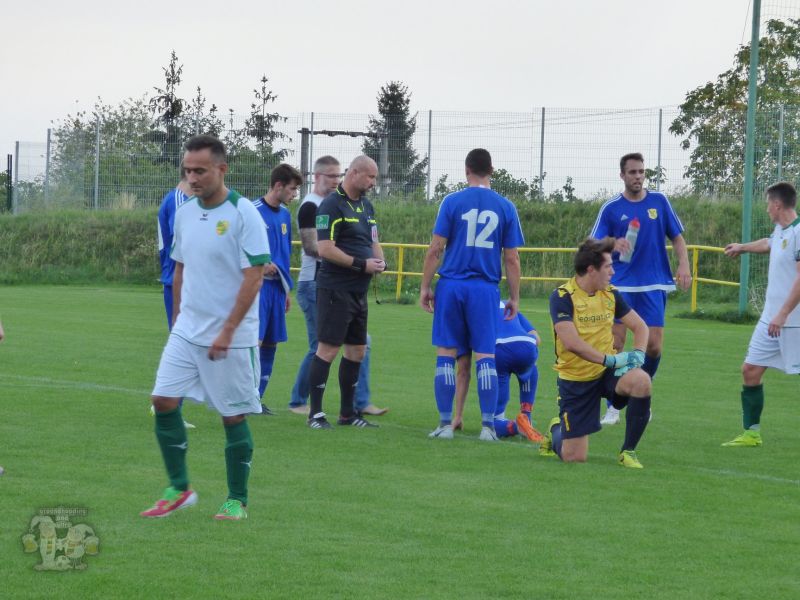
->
[0,373,148,396]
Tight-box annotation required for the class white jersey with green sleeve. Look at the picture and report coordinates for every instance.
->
[171,190,270,347]
[762,217,800,327]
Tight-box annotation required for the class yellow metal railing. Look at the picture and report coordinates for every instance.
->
[289,242,737,311]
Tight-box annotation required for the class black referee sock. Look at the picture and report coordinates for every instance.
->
[338,357,362,419]
[308,355,332,418]
[622,395,651,452]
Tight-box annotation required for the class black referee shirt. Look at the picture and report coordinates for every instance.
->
[315,184,379,293]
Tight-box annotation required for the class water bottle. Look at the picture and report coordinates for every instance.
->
[619,218,640,263]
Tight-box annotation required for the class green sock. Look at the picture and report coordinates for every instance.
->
[155,407,189,491]
[741,384,764,430]
[224,420,253,506]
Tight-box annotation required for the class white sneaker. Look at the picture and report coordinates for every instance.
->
[479,426,498,442]
[183,420,196,430]
[600,407,620,426]
[428,425,454,439]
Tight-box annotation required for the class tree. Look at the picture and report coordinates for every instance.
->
[362,81,428,194]
[148,50,188,166]
[245,75,289,160]
[670,18,800,195]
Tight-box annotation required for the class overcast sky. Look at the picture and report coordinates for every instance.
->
[0,0,761,157]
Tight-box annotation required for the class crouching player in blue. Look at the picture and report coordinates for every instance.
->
[452,303,544,443]
[252,164,302,415]
[543,237,652,468]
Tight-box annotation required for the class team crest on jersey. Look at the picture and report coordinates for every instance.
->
[316,215,329,229]
[281,223,287,235]
[648,208,658,220]
[215,220,229,236]
[782,238,788,250]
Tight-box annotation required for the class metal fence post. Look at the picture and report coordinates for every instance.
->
[309,112,315,173]
[538,107,545,195]
[777,104,784,181]
[299,127,310,197]
[93,117,101,210]
[5,154,12,212]
[45,128,52,205]
[13,141,19,214]
[656,109,663,191]
[426,110,432,200]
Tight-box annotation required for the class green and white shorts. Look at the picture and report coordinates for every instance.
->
[744,320,800,375]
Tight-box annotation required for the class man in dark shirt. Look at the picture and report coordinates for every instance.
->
[307,155,386,429]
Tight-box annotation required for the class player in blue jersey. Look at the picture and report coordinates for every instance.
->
[590,152,691,425]
[420,148,525,442]
[452,304,544,443]
[252,164,303,415]
[158,172,192,329]
[155,173,195,429]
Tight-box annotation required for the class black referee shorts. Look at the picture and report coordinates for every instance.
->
[316,287,369,347]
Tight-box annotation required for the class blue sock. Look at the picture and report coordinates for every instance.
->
[475,358,498,428]
[258,345,277,398]
[493,417,518,438]
[434,356,456,425]
[643,354,661,379]
[551,419,564,459]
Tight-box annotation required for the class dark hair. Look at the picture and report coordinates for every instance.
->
[574,237,615,276]
[620,152,644,173]
[184,135,227,163]
[766,181,797,208]
[465,148,493,177]
[270,163,303,188]
[313,155,340,172]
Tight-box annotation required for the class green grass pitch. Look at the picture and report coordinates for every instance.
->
[0,285,798,599]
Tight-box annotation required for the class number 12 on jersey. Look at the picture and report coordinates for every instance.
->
[462,208,498,248]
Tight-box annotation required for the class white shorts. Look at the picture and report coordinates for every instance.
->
[152,334,263,417]
[744,321,800,374]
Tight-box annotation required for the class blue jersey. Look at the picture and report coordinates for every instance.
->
[253,197,293,292]
[589,191,684,292]
[434,187,524,282]
[497,308,535,341]
[157,186,190,285]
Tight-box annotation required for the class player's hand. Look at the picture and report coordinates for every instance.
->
[285,295,291,314]
[209,330,233,361]
[768,314,786,337]
[365,258,386,274]
[614,238,631,255]
[674,264,692,291]
[724,243,744,258]
[503,299,519,320]
[627,349,645,369]
[451,416,463,431]
[419,288,435,313]
[264,263,278,276]
[603,352,630,370]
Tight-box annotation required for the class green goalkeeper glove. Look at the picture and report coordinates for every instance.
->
[603,352,629,369]
[627,349,645,370]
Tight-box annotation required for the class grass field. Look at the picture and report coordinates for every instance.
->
[1,285,798,599]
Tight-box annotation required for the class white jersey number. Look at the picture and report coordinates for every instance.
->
[462,209,498,248]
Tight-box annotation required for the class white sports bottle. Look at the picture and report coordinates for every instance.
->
[619,218,640,263]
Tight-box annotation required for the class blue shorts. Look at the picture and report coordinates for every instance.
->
[496,340,538,414]
[432,278,500,355]
[617,290,667,327]
[556,369,620,438]
[163,285,174,331]
[258,280,288,344]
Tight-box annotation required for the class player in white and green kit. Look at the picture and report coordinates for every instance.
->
[141,136,270,520]
[722,182,800,447]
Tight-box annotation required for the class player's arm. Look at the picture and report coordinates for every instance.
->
[172,262,184,327]
[209,265,265,360]
[724,238,771,257]
[503,248,521,319]
[317,240,385,274]
[298,202,319,258]
[553,321,608,365]
[420,234,447,313]
[618,309,648,353]
[768,261,800,337]
[670,233,692,291]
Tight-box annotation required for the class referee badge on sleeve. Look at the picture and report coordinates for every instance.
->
[371,225,378,242]
[316,215,329,229]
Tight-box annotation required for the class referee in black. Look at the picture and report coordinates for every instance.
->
[307,155,386,429]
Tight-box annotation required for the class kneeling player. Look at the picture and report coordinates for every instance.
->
[452,304,544,443]
[543,237,652,468]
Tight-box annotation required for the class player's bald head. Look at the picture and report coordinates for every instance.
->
[349,155,378,173]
